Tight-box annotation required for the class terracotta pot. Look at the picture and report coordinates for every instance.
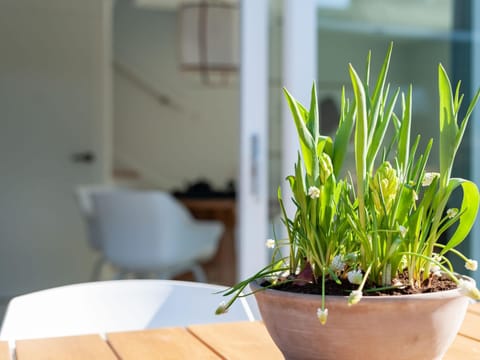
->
[250,276,473,360]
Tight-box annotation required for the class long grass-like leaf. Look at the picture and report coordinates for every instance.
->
[366,87,400,170]
[283,88,315,175]
[332,87,355,177]
[367,42,393,146]
[398,85,412,170]
[440,179,480,255]
[438,64,457,187]
[349,64,367,230]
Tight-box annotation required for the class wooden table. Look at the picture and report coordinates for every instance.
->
[178,198,237,286]
[1,304,479,359]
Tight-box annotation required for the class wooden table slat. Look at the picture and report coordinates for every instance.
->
[108,327,220,360]
[8,305,480,359]
[444,334,480,360]
[188,321,284,360]
[16,335,117,360]
[459,311,480,342]
[0,342,10,360]
[467,302,480,316]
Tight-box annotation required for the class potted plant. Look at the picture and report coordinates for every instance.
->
[217,43,480,359]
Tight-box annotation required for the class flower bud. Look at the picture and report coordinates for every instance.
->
[370,161,398,215]
[348,290,363,306]
[308,186,320,199]
[399,225,408,238]
[319,153,333,184]
[316,308,328,325]
[215,301,228,315]
[465,259,478,271]
[430,264,441,276]
[446,208,459,219]
[331,255,345,272]
[459,279,480,300]
[265,239,275,249]
[422,172,439,187]
[347,269,363,285]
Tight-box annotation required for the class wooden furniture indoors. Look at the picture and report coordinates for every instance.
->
[178,198,236,286]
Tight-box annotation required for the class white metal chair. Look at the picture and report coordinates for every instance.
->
[75,184,119,280]
[91,190,223,282]
[0,280,259,341]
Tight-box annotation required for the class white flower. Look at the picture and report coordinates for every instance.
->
[422,172,439,186]
[308,186,321,199]
[413,191,419,201]
[215,301,228,315]
[446,208,459,219]
[347,269,363,285]
[316,308,328,325]
[399,225,408,238]
[458,279,480,300]
[430,264,441,276]
[345,252,358,262]
[465,259,478,271]
[392,279,404,288]
[348,290,363,306]
[265,239,275,249]
[331,255,345,272]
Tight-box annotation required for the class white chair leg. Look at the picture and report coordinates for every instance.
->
[90,256,105,281]
[191,264,207,283]
[155,271,171,279]
[114,270,129,280]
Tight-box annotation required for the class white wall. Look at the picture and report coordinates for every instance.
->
[0,0,111,296]
[113,2,239,192]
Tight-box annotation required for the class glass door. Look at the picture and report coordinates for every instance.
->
[316,0,480,280]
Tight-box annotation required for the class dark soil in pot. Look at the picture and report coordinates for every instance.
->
[263,272,458,296]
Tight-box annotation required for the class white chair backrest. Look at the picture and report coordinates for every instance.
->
[91,191,222,271]
[0,280,258,340]
[75,184,119,251]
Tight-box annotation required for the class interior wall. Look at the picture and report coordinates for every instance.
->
[113,2,239,192]
[0,0,111,296]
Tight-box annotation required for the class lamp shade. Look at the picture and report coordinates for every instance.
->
[178,1,239,73]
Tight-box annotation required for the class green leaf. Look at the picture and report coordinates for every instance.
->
[438,64,458,187]
[440,179,480,255]
[307,82,319,143]
[332,87,355,177]
[317,136,333,160]
[349,64,368,230]
[397,86,412,170]
[367,42,393,144]
[366,87,400,170]
[283,88,315,175]
[456,86,480,158]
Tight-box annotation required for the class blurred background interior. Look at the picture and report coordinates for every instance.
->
[1,0,480,318]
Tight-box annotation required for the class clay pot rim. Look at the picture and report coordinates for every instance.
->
[249,273,475,302]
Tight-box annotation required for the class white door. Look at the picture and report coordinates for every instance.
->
[238,1,269,281]
[0,0,112,296]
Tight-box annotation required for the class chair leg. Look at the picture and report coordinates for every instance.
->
[191,264,207,283]
[90,256,105,281]
[114,270,129,279]
[155,271,171,279]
